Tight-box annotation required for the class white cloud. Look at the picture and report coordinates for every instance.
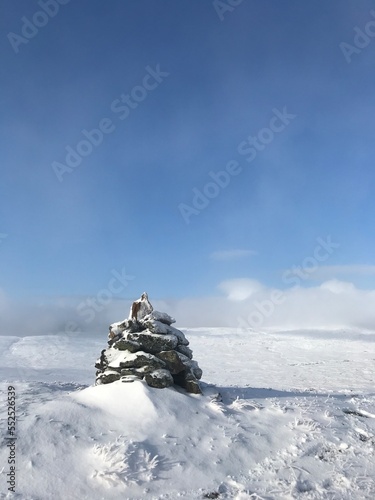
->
[320,279,356,294]
[218,278,264,301]
[210,249,257,261]
[227,279,375,332]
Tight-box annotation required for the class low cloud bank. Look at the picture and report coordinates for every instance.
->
[1,278,375,336]
[215,278,375,332]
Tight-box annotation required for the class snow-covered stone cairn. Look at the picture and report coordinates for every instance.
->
[95,293,203,394]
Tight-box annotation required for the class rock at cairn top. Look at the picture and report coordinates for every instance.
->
[95,293,203,394]
[129,292,153,321]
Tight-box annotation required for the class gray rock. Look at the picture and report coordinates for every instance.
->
[120,367,143,378]
[145,369,174,389]
[96,371,121,385]
[95,359,103,370]
[142,318,169,334]
[176,344,193,359]
[95,349,107,370]
[113,338,141,353]
[155,350,186,374]
[168,327,189,346]
[184,372,203,394]
[133,365,161,376]
[120,365,158,377]
[118,351,167,370]
[175,352,203,380]
[143,319,189,346]
[109,318,141,336]
[144,310,176,325]
[126,331,178,353]
[173,370,202,394]
[189,360,203,380]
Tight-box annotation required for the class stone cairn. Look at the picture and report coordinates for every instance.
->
[95,293,203,394]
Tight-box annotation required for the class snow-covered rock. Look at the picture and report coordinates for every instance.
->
[128,292,153,320]
[144,310,176,325]
[96,370,121,384]
[143,318,190,345]
[126,331,178,353]
[145,368,174,388]
[96,294,202,394]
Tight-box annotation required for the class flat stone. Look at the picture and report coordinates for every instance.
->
[127,331,178,353]
[121,375,139,383]
[109,318,141,336]
[144,310,176,325]
[120,365,158,377]
[120,367,142,378]
[145,369,174,389]
[96,371,121,385]
[143,320,189,345]
[113,338,141,353]
[118,351,167,370]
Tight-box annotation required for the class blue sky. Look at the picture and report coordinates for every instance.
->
[1,0,375,330]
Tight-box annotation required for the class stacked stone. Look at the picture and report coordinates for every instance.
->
[95,293,203,394]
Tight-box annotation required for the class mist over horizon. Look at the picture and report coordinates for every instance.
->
[1,277,375,336]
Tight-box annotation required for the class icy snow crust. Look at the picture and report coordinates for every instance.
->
[1,328,375,499]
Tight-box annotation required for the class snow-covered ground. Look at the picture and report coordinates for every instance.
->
[1,328,375,499]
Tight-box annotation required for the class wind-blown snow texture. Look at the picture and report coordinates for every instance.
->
[0,328,375,499]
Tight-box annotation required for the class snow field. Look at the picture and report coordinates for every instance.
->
[0,328,374,499]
